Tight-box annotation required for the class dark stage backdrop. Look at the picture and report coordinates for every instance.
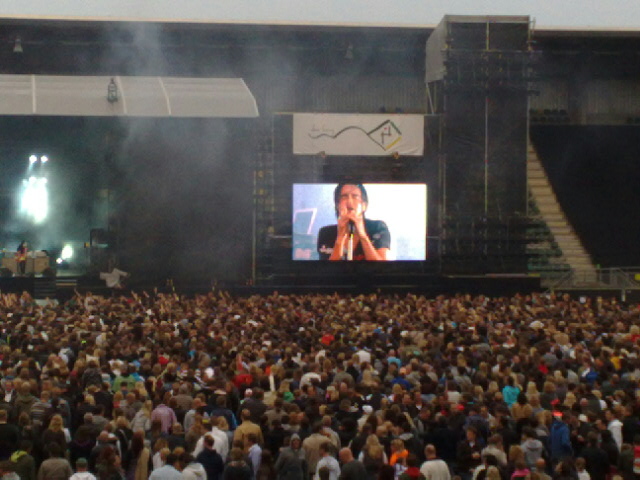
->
[113,118,255,285]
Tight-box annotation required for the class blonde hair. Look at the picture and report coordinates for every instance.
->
[153,438,168,453]
[508,445,525,464]
[173,446,185,456]
[364,434,383,452]
[563,392,577,407]
[529,394,540,407]
[391,438,405,451]
[473,385,484,398]
[487,381,499,395]
[48,414,64,433]
[542,381,556,394]
[159,447,170,461]
[116,416,130,429]
[487,466,501,480]
[217,416,230,431]
[142,400,153,416]
[537,409,552,426]
[367,444,384,461]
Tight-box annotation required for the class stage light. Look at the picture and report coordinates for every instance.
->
[345,43,354,60]
[61,244,74,260]
[40,156,49,163]
[56,258,63,265]
[29,155,37,165]
[19,176,48,224]
[107,78,119,103]
[13,37,23,55]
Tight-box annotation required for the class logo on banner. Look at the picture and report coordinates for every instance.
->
[308,119,402,152]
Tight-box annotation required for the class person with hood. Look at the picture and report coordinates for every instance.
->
[274,434,306,480]
[70,458,97,480]
[520,428,544,469]
[13,383,36,422]
[11,440,36,480]
[549,413,573,462]
[180,452,206,480]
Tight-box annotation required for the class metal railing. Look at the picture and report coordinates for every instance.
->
[544,267,640,292]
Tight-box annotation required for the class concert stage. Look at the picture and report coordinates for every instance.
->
[0,270,542,301]
[0,270,110,301]
[0,17,637,292]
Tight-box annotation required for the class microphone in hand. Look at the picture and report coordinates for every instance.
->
[348,221,355,234]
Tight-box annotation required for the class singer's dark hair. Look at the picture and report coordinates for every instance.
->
[333,183,368,217]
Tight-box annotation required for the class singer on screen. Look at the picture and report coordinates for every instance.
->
[317,183,390,260]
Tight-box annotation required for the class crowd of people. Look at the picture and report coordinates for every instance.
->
[0,288,639,480]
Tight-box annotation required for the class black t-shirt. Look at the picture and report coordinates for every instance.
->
[317,218,391,260]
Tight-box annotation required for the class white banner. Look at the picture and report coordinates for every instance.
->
[293,113,424,156]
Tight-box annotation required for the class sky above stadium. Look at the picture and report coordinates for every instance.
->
[2,0,640,29]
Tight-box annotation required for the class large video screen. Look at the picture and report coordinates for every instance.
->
[292,183,427,261]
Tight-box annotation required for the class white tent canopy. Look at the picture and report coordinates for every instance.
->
[0,75,259,118]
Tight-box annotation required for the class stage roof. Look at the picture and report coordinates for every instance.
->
[0,75,259,118]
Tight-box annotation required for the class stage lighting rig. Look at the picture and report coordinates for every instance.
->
[107,78,119,103]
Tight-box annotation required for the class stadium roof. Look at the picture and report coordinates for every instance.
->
[2,0,640,31]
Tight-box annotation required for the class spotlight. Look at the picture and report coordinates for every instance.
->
[56,258,63,265]
[19,176,48,224]
[29,155,37,165]
[60,244,74,260]
[40,155,49,163]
